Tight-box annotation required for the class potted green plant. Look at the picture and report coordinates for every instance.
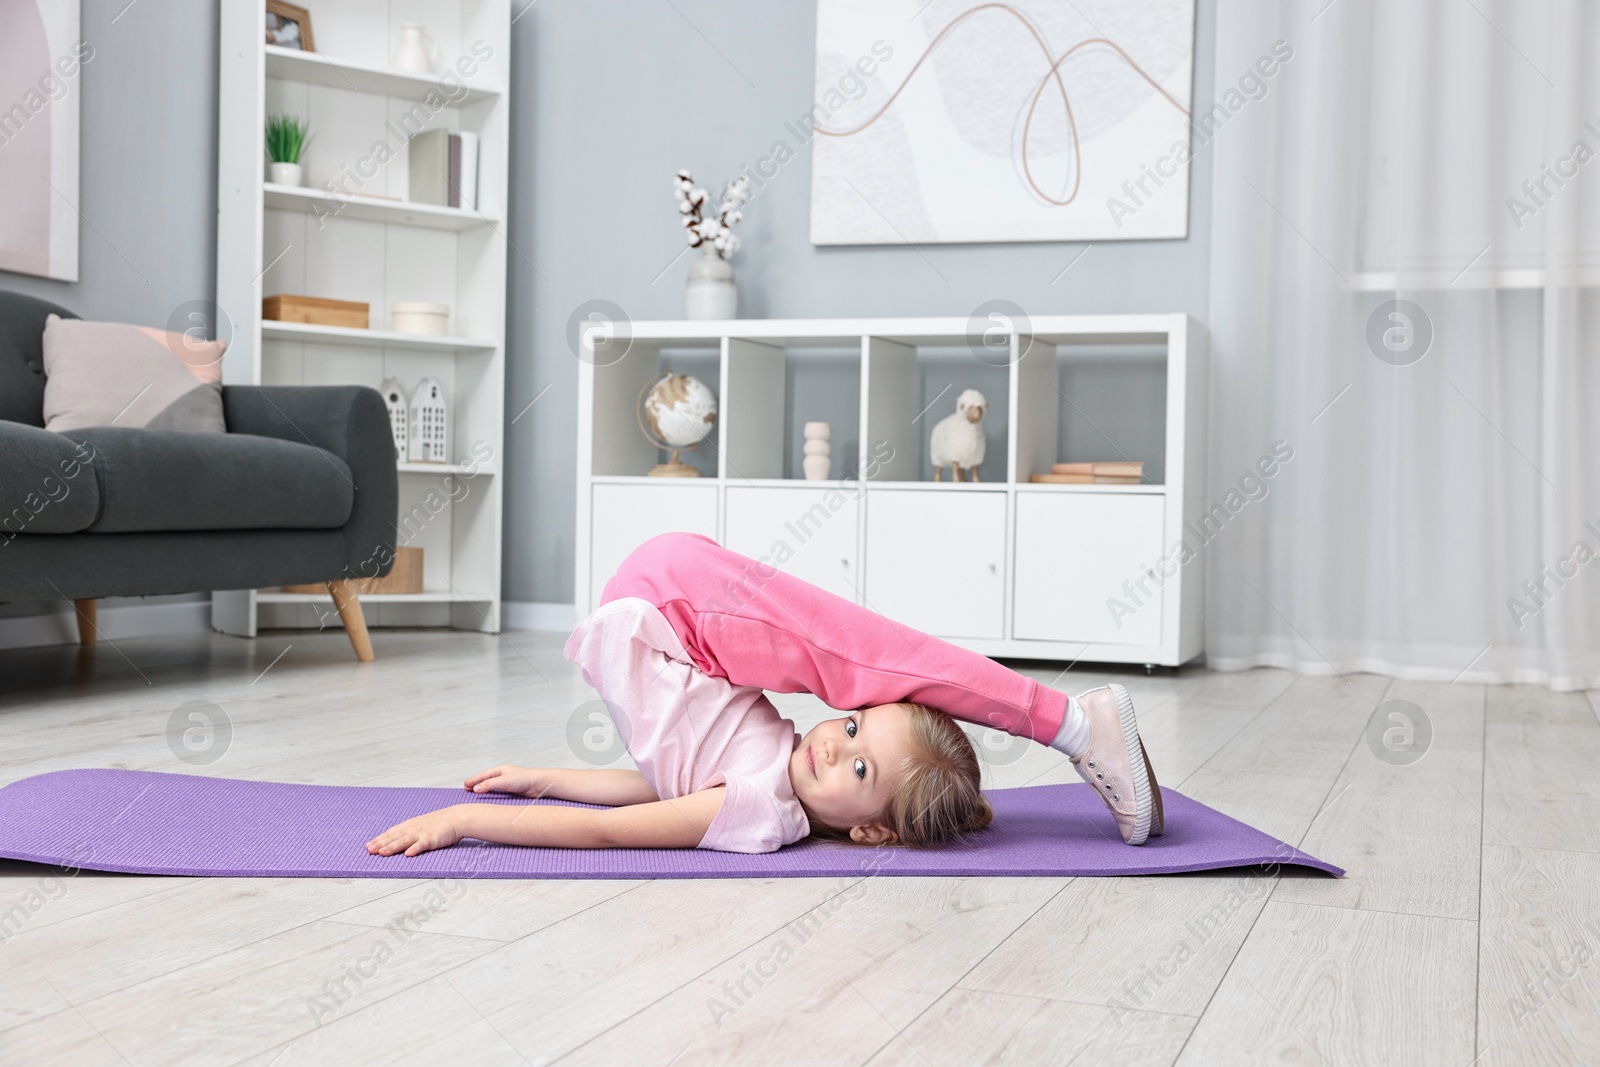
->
[265,113,310,187]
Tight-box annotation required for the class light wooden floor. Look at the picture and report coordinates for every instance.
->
[0,628,1595,1066]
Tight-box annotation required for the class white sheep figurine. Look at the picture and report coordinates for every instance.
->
[930,388,988,482]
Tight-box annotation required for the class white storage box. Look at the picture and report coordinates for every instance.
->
[390,301,451,336]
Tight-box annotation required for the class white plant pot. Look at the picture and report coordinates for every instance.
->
[269,162,303,187]
[685,246,737,320]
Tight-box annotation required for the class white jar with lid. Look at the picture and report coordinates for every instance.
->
[391,301,451,336]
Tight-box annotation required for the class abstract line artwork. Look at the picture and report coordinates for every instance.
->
[810,0,1196,245]
[0,0,83,281]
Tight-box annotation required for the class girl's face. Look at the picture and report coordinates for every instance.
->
[789,703,916,844]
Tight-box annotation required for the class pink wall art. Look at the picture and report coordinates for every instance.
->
[0,0,85,281]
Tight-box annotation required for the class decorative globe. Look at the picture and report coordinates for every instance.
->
[637,371,717,476]
[643,372,717,447]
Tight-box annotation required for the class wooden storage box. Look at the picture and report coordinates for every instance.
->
[263,294,370,330]
[282,547,423,595]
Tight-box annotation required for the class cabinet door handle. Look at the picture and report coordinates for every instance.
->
[988,563,997,573]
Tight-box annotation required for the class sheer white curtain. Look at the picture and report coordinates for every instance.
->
[1204,0,1600,689]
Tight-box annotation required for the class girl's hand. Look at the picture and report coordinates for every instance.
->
[465,764,545,796]
[366,807,464,857]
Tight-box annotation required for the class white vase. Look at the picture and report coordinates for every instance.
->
[802,421,831,480]
[269,161,302,187]
[686,246,737,320]
[393,23,437,75]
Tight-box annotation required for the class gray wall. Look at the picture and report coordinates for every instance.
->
[0,0,1216,617]
[0,0,217,625]
[0,0,218,328]
[506,0,1218,605]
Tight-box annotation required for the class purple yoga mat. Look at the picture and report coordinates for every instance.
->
[0,770,1342,879]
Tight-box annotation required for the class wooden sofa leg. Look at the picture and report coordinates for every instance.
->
[325,580,375,662]
[74,599,97,645]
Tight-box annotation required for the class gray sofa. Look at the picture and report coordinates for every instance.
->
[0,289,397,660]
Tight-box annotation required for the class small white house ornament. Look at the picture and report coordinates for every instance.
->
[408,377,449,463]
[380,378,408,460]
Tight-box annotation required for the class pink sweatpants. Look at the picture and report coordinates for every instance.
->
[601,532,1067,745]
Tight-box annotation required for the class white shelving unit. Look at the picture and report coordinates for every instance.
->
[262,43,502,104]
[260,320,497,355]
[261,182,500,231]
[576,316,1208,668]
[256,590,496,605]
[215,1,509,636]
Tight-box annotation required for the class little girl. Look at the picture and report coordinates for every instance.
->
[367,533,1162,858]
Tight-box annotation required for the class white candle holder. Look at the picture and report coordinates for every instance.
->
[803,421,831,480]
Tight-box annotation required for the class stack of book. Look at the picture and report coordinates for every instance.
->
[408,129,480,210]
[1030,461,1144,484]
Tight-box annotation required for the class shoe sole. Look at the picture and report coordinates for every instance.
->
[1142,735,1165,837]
[1110,683,1159,845]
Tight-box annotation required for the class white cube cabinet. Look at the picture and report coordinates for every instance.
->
[1013,492,1166,646]
[724,485,860,602]
[576,316,1207,667]
[865,490,1007,639]
[589,482,718,608]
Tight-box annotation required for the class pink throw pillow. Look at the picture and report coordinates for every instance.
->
[41,314,228,432]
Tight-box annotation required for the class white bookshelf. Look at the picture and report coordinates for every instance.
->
[262,43,502,104]
[397,461,496,476]
[215,1,509,636]
[261,182,500,231]
[576,316,1208,669]
[260,319,497,354]
[256,591,496,605]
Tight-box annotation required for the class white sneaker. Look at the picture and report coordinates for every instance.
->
[1062,684,1163,845]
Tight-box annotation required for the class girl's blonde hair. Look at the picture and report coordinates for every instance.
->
[810,702,993,848]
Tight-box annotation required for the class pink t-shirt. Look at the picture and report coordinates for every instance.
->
[562,597,810,854]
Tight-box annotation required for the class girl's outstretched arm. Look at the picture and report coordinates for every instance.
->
[365,786,726,857]
[466,765,661,806]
